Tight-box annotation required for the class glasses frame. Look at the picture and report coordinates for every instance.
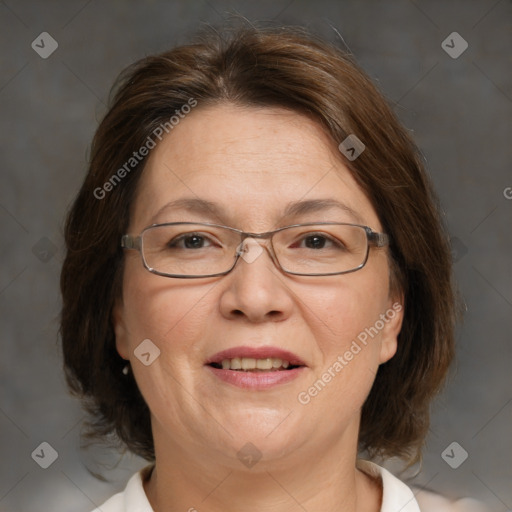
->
[121,221,390,278]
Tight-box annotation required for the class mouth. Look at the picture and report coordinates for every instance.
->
[205,345,306,370]
[208,357,302,372]
[205,346,307,389]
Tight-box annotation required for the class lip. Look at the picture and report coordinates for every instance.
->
[205,345,307,367]
[205,345,308,391]
[206,365,307,390]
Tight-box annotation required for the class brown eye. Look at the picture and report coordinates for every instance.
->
[167,233,215,250]
[303,234,329,249]
[291,232,346,251]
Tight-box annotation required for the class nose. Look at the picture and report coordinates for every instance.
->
[218,238,295,323]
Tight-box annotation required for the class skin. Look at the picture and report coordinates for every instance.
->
[114,104,404,512]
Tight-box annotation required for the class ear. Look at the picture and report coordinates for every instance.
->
[378,296,404,364]
[112,298,130,360]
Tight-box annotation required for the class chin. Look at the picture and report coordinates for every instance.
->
[213,412,308,461]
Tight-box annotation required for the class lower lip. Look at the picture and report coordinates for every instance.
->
[206,366,306,389]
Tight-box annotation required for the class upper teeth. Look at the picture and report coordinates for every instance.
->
[221,357,291,370]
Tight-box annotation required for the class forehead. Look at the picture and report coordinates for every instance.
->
[130,104,380,232]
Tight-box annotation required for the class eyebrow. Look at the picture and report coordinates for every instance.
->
[149,197,365,225]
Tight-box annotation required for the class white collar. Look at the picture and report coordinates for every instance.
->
[94,460,421,512]
[357,460,421,512]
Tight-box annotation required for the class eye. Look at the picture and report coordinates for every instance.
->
[167,232,217,250]
[302,234,330,249]
[292,232,345,250]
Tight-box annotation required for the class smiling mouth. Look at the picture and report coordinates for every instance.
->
[209,357,302,372]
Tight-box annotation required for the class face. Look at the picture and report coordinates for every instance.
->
[114,104,403,470]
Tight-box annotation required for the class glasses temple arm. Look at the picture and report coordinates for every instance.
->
[121,235,142,250]
[368,231,390,247]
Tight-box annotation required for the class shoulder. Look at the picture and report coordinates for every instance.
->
[90,492,124,512]
[89,465,155,512]
[357,460,492,512]
[413,487,493,512]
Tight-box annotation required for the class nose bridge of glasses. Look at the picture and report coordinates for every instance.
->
[235,231,277,266]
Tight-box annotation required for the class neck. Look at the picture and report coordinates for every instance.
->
[143,423,382,512]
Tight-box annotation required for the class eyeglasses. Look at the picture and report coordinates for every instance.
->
[121,222,389,278]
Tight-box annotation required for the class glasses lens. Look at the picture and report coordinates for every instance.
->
[140,223,369,277]
[273,224,368,275]
[141,224,239,276]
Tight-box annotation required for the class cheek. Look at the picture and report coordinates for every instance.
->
[120,265,215,359]
[119,269,217,424]
[305,270,390,353]
[295,267,391,411]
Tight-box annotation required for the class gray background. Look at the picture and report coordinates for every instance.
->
[1,1,511,511]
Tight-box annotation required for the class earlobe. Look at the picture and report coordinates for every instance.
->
[379,299,404,364]
[112,299,129,360]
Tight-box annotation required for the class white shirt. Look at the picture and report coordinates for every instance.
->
[91,460,490,512]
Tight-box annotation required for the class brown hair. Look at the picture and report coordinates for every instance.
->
[60,23,457,464]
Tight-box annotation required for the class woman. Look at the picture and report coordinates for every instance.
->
[60,24,482,511]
